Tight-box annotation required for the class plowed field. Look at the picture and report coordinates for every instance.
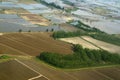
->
[0,32,72,56]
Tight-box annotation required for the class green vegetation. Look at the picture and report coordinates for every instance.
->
[53,30,86,39]
[69,20,104,33]
[18,29,22,33]
[65,7,78,13]
[0,55,10,59]
[61,0,74,6]
[36,0,64,10]
[38,44,120,68]
[53,20,120,46]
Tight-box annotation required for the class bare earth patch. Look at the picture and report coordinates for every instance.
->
[20,14,51,26]
[59,37,99,50]
[82,36,120,54]
[0,33,3,36]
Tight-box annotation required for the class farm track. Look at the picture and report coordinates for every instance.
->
[18,58,78,80]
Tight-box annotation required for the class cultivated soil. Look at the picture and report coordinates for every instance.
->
[0,32,72,56]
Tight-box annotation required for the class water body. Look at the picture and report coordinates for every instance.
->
[0,21,60,32]
[0,14,60,32]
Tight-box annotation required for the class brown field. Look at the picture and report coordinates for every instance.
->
[0,32,72,56]
[82,36,120,54]
[67,67,120,80]
[0,60,39,80]
[17,58,120,80]
[68,69,110,80]
[20,14,51,26]
[4,8,30,14]
[96,67,120,80]
[59,37,99,49]
[18,58,78,80]
[0,57,120,80]
[0,43,25,55]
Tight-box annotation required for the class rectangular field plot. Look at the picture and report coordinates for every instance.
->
[0,60,41,80]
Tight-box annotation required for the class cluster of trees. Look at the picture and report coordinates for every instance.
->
[62,0,74,6]
[38,44,120,68]
[52,30,86,39]
[53,20,120,46]
[52,30,120,46]
[36,0,64,10]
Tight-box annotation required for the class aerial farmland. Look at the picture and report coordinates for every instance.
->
[0,0,120,80]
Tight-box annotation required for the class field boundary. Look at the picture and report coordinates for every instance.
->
[15,59,50,80]
[28,75,42,80]
[80,36,102,50]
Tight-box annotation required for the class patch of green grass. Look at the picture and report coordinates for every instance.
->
[0,55,11,59]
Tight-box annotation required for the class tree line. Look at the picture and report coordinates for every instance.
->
[36,0,64,10]
[52,30,86,39]
[53,20,120,46]
[38,44,120,68]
